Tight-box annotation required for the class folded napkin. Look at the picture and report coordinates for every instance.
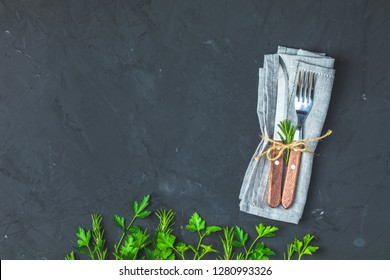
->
[239,46,335,224]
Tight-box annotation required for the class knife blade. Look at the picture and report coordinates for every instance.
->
[267,59,288,207]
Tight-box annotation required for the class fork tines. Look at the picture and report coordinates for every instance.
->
[297,71,315,103]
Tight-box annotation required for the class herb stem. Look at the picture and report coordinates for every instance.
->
[171,246,185,260]
[197,250,207,260]
[194,231,204,260]
[116,215,137,255]
[87,246,95,260]
[245,236,261,259]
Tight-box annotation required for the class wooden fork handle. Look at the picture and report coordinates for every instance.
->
[267,142,284,207]
[282,149,302,209]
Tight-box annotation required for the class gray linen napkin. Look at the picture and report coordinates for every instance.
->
[239,46,335,224]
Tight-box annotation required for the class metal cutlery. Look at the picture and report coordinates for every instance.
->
[267,64,288,207]
[281,70,315,209]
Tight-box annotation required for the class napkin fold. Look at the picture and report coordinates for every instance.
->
[239,46,335,224]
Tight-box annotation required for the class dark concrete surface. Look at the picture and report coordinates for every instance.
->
[0,0,389,260]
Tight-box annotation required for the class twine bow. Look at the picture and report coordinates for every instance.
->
[254,129,333,161]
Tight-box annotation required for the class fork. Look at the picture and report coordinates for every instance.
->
[281,70,315,209]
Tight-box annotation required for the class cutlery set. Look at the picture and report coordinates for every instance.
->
[239,46,335,224]
[268,70,315,209]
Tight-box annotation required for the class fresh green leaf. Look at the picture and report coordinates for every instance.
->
[293,239,303,252]
[114,215,125,229]
[122,235,135,248]
[132,194,151,215]
[154,247,175,260]
[133,228,150,249]
[303,234,316,246]
[120,246,138,260]
[120,235,138,260]
[65,251,76,260]
[137,211,152,219]
[185,212,205,232]
[303,246,319,255]
[76,227,91,248]
[233,226,248,247]
[260,247,276,257]
[167,251,176,259]
[127,225,141,235]
[176,242,190,254]
[144,248,155,260]
[205,226,222,235]
[132,201,138,214]
[156,232,176,250]
[250,242,275,260]
[200,244,218,254]
[154,232,176,260]
[255,224,278,238]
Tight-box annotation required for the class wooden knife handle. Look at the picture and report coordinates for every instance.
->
[267,142,284,207]
[282,149,302,209]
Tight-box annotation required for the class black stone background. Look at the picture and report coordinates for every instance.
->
[0,0,389,260]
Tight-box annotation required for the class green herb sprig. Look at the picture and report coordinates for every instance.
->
[66,194,319,260]
[66,213,107,260]
[232,224,277,260]
[277,119,297,162]
[185,212,222,260]
[219,227,235,260]
[284,234,319,260]
[147,209,181,260]
[113,194,151,260]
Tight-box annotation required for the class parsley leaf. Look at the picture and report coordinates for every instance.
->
[185,212,205,232]
[76,227,91,248]
[233,226,248,247]
[284,234,319,260]
[205,226,222,235]
[113,215,125,229]
[132,194,151,219]
[255,224,279,238]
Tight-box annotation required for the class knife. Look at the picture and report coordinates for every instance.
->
[282,71,315,209]
[267,60,288,207]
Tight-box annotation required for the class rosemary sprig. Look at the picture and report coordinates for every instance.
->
[277,119,297,163]
[155,209,175,234]
[219,227,235,260]
[70,214,108,260]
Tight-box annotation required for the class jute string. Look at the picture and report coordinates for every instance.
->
[254,129,332,161]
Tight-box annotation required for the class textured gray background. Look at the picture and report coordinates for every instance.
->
[0,0,389,259]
